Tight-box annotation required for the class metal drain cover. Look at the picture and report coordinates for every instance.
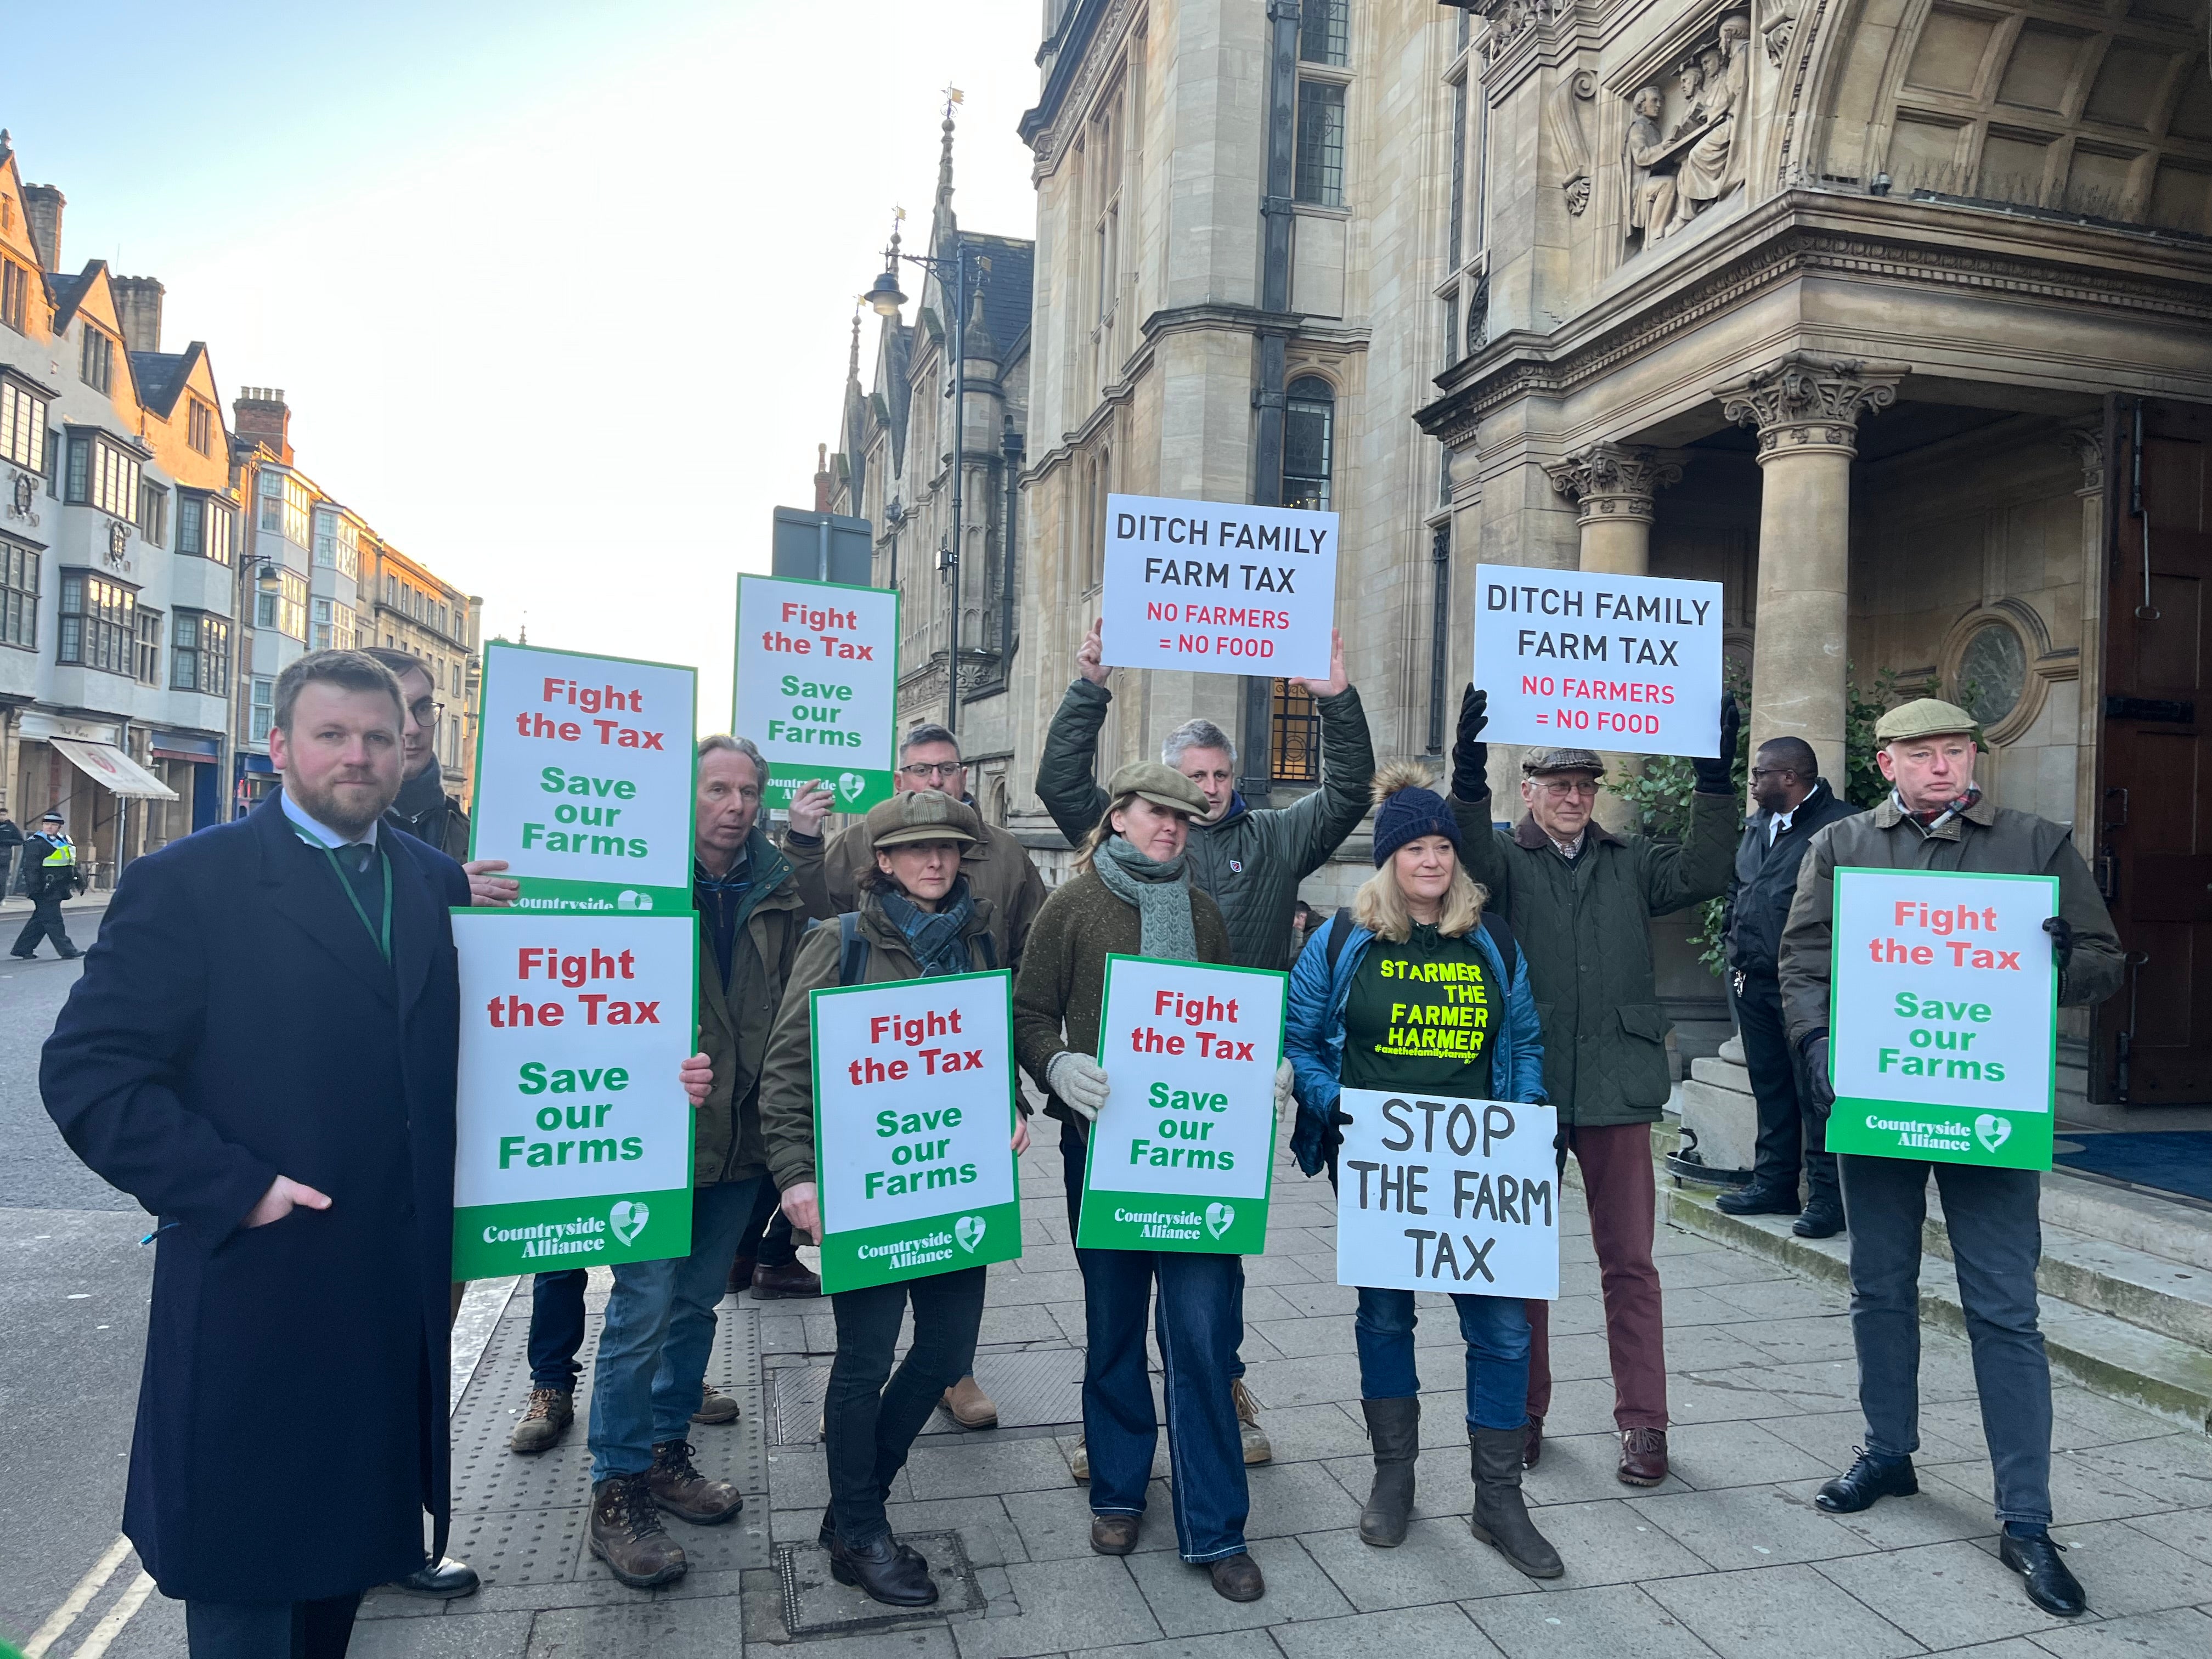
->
[777,1530,982,1637]
[769,1347,1085,1445]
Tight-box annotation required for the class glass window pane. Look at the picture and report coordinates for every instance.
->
[1297,0,1349,65]
[1294,81,1346,206]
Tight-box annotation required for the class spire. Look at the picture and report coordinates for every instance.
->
[962,257,998,364]
[933,87,963,234]
[845,304,863,392]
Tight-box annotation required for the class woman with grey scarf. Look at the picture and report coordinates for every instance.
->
[1013,763,1286,1604]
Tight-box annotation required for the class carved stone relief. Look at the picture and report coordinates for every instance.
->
[1547,70,1600,217]
[1620,11,1753,253]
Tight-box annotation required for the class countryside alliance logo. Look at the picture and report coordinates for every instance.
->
[955,1214,987,1253]
[609,1198,651,1246]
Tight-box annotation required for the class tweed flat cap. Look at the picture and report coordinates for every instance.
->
[1874,698,1977,744]
[1107,760,1209,817]
[1521,746,1606,777]
[866,789,981,848]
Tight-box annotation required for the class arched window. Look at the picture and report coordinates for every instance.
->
[1282,376,1335,511]
[1467,279,1489,354]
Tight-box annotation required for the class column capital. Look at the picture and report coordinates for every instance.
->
[2060,422,2106,496]
[1718,354,1905,461]
[1544,441,1682,526]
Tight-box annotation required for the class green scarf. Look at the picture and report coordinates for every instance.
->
[1093,835,1199,961]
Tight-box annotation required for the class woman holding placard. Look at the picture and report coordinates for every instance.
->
[1284,764,1561,1576]
[760,791,1029,1609]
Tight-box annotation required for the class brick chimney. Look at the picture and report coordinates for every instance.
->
[111,276,164,353]
[813,443,833,512]
[21,184,63,272]
[234,387,292,465]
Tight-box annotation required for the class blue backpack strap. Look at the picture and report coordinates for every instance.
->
[837,911,870,988]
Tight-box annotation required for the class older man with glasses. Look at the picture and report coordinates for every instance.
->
[1447,691,1739,1486]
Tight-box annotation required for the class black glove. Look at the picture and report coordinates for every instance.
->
[1452,685,1489,802]
[1692,695,1741,795]
[2044,915,2073,994]
[1801,1030,1835,1119]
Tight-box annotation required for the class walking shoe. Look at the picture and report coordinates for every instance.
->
[830,1532,939,1607]
[1232,1377,1272,1464]
[1470,1425,1564,1578]
[388,1557,479,1599]
[942,1374,1000,1429]
[726,1254,755,1295]
[752,1260,823,1299]
[1070,1436,1088,1482]
[1522,1413,1545,1469]
[1358,1396,1420,1548]
[1617,1426,1669,1486]
[692,1380,741,1425]
[1815,1448,1917,1513]
[1090,1515,1140,1555]
[1206,1552,1266,1602]
[590,1473,687,1588]
[1716,1181,1802,1217]
[509,1386,574,1453]
[1794,1202,1846,1239]
[647,1440,744,1525]
[2000,1530,2086,1617]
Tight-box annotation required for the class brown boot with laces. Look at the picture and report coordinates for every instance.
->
[509,1387,573,1454]
[589,1472,687,1588]
[647,1440,744,1524]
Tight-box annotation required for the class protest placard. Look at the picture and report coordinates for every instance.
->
[1825,867,2058,1170]
[1333,1087,1560,1298]
[1076,955,1285,1253]
[1472,566,1724,759]
[733,573,900,814]
[451,911,698,1278]
[1099,492,1336,680]
[809,969,1022,1293]
[470,641,697,913]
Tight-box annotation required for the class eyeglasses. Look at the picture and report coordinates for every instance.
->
[897,761,963,782]
[1747,768,1795,783]
[407,698,444,727]
[1534,778,1600,799]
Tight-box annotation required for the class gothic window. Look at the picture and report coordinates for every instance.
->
[1282,377,1335,511]
[1294,81,1346,206]
[1448,77,1468,269]
[1272,680,1321,783]
[1299,0,1350,66]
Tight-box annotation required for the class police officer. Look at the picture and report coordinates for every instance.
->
[1717,736,1858,1236]
[13,808,85,960]
[1778,698,2122,1620]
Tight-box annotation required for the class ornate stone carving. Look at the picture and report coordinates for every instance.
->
[7,469,38,527]
[1759,0,1799,65]
[1546,70,1599,217]
[1718,354,1903,456]
[1477,0,1559,66]
[1620,12,1752,252]
[106,520,131,566]
[2061,425,2106,494]
[1545,442,1683,523]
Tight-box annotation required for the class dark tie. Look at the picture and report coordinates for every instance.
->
[337,841,382,917]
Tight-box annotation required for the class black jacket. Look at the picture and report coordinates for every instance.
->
[1725,778,1859,981]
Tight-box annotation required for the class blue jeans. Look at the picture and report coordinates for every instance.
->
[1353,1286,1531,1431]
[1839,1154,2052,1527]
[588,1176,765,1480]
[529,1269,589,1390]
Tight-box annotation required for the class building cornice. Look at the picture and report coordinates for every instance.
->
[1019,0,1134,178]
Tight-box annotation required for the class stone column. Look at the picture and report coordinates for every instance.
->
[1544,442,1681,575]
[1719,356,1904,782]
[2064,423,2107,861]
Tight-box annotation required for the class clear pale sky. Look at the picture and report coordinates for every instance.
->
[3,0,1042,725]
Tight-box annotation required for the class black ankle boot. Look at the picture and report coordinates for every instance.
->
[830,1532,938,1607]
[1358,1397,1420,1548]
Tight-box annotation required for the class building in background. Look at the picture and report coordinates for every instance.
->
[364,533,482,808]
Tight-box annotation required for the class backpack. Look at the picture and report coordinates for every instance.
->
[1321,904,1522,985]
[832,910,998,986]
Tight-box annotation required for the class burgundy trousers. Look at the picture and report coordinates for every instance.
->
[1525,1120,1668,1431]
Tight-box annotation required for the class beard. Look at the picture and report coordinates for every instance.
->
[292,769,398,839]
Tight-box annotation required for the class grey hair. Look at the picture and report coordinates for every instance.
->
[1161,718,1237,769]
[899,722,961,761]
[699,733,766,778]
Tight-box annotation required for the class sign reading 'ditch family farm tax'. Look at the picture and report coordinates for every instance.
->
[1099,492,1336,681]
[451,911,699,1279]
[733,573,900,815]
[471,641,697,914]
[1826,867,2059,1171]
[1473,566,1724,759]
[1077,955,1286,1254]
[1333,1088,1560,1299]
[810,970,1022,1293]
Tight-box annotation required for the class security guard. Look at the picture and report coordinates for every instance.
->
[13,808,85,960]
[1778,698,2122,1620]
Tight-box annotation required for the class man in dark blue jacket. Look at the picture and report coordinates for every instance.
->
[1717,736,1859,1235]
[41,651,473,1659]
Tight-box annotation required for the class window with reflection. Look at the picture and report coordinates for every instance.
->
[1282,376,1335,512]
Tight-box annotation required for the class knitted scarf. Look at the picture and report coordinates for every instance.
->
[1093,835,1199,961]
[877,876,979,980]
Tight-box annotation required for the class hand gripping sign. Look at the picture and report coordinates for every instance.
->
[1077,956,1286,1253]
[452,911,699,1279]
[1099,492,1336,681]
[810,970,1022,1292]
[1826,867,2058,1171]
[733,573,900,815]
[1334,1088,1560,1298]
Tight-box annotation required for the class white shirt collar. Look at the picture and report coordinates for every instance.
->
[280,789,379,851]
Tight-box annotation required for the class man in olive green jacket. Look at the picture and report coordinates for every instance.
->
[1448,687,1739,1487]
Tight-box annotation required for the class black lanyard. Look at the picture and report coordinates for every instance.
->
[294,826,392,964]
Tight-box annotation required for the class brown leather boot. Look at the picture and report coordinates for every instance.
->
[941,1374,999,1429]
[1618,1426,1669,1486]
[647,1440,744,1524]
[692,1380,741,1425]
[590,1473,687,1588]
[509,1387,573,1454]
[751,1260,822,1299]
[726,1255,755,1295]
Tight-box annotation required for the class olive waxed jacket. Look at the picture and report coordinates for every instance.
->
[694,830,811,1187]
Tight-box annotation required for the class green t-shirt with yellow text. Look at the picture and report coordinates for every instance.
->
[1341,922,1494,1100]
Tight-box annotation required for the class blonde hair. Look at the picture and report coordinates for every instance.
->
[1354,760,1487,941]
[1074,793,1139,874]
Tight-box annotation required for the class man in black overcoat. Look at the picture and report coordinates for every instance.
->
[42,650,471,1658]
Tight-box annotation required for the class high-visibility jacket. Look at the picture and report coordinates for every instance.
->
[26,832,77,898]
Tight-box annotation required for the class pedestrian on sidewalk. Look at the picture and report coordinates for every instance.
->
[37,651,476,1658]
[579,735,810,1590]
[1718,736,1858,1236]
[761,789,1023,1609]
[13,806,86,960]
[1448,687,1739,1484]
[1779,698,2123,1620]
[0,806,23,899]
[1015,763,1290,1604]
[1285,764,1562,1577]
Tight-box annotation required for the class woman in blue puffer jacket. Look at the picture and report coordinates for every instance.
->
[1285,763,1560,1578]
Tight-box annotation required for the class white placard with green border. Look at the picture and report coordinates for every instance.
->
[1076,956,1285,1254]
[733,573,899,815]
[469,641,697,914]
[451,911,698,1279]
[810,969,1022,1292]
[1825,867,2058,1171]
[1332,1088,1560,1297]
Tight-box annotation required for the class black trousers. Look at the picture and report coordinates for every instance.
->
[824,1265,987,1548]
[1736,972,1837,1206]
[184,1595,361,1659]
[12,893,77,957]
[738,1179,799,1270]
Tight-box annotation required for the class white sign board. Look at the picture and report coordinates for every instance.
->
[1473,566,1724,758]
[1099,492,1336,680]
[733,574,900,813]
[1333,1087,1560,1298]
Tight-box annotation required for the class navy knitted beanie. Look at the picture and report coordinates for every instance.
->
[1370,761,1463,867]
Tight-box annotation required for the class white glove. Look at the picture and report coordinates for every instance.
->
[1273,1058,1296,1133]
[1047,1051,1112,1122]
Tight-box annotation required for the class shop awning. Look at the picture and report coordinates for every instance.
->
[50,739,179,800]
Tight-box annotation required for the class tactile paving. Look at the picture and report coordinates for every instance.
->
[769,1346,1085,1446]
[777,1530,981,1637]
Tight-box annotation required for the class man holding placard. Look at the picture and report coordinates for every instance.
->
[1779,698,2121,1619]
